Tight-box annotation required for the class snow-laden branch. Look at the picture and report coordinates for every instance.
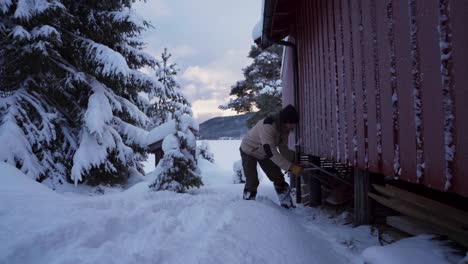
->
[13,0,64,21]
[85,41,131,78]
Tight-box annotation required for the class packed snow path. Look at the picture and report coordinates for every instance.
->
[2,139,462,264]
[1,175,357,264]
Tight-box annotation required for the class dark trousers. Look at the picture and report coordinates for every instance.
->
[240,149,288,197]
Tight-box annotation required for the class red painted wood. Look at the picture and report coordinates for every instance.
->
[417,0,445,190]
[333,0,343,162]
[393,0,417,184]
[317,0,324,157]
[325,0,335,160]
[376,0,396,177]
[297,3,308,153]
[323,0,331,159]
[278,0,467,197]
[300,1,309,154]
[342,0,355,165]
[306,0,314,155]
[312,0,320,156]
[451,0,468,197]
[351,0,366,168]
[362,0,379,172]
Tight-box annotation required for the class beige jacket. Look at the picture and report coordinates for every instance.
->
[240,116,292,171]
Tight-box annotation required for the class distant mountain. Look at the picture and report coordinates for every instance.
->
[199,113,253,140]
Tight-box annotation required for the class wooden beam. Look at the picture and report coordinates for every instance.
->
[373,184,468,229]
[386,216,446,237]
[369,193,468,248]
[354,168,371,225]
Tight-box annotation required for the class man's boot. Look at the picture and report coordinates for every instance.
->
[275,183,294,208]
[243,190,257,200]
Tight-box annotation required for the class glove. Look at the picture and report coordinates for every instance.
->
[289,163,304,176]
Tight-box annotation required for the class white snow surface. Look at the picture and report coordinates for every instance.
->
[1,141,465,264]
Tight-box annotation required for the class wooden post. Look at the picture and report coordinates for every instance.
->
[353,168,371,225]
[308,156,322,206]
[296,175,302,204]
[308,176,322,207]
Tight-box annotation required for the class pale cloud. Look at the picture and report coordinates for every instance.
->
[171,45,197,59]
[132,0,261,123]
[132,0,171,19]
[191,99,238,123]
[179,48,253,123]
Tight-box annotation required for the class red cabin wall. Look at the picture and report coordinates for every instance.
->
[281,0,468,197]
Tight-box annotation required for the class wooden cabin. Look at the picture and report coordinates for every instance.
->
[147,116,199,167]
[256,0,468,248]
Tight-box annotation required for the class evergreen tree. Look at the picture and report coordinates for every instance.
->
[0,1,169,187]
[146,48,189,127]
[149,107,203,193]
[197,141,214,163]
[220,45,283,128]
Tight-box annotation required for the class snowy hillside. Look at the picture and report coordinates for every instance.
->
[0,141,463,264]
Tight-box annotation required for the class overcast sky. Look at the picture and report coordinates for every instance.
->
[133,0,262,123]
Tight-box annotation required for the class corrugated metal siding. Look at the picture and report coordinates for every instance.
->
[281,0,468,197]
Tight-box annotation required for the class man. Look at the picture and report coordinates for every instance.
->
[240,104,304,208]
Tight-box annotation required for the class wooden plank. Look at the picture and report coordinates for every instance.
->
[377,0,397,177]
[415,0,445,191]
[334,0,346,163]
[304,0,312,154]
[393,0,417,183]
[343,0,355,165]
[387,216,451,237]
[351,0,366,169]
[328,0,340,160]
[354,168,371,225]
[451,0,468,197]
[372,184,468,228]
[296,3,308,153]
[311,0,319,156]
[369,193,468,248]
[319,0,327,158]
[363,0,379,172]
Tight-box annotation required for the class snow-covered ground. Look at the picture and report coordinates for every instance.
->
[1,140,464,264]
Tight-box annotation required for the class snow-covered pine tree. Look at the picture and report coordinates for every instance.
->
[197,141,214,163]
[220,45,283,128]
[147,48,189,127]
[149,106,203,193]
[0,1,165,187]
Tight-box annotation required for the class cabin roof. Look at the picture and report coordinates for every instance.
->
[256,0,300,48]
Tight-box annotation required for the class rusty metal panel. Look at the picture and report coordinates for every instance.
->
[376,0,397,177]
[417,0,445,190]
[393,0,417,184]
[451,0,468,197]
